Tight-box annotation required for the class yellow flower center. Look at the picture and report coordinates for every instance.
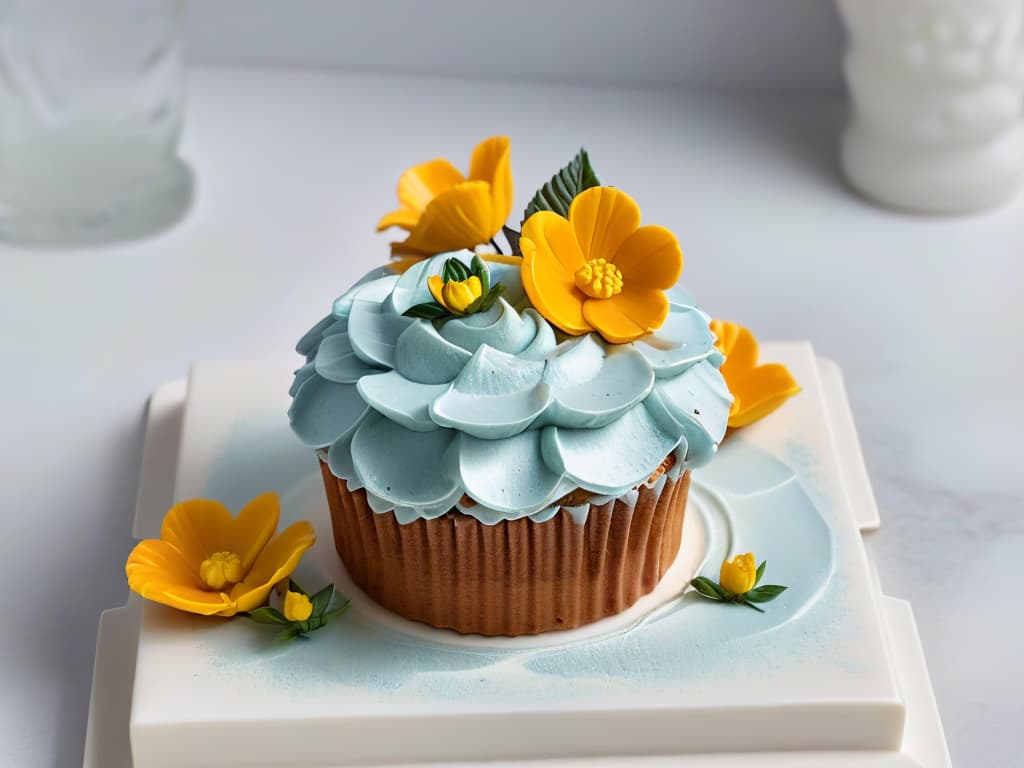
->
[574,258,623,299]
[283,590,314,622]
[199,551,244,590]
[441,275,483,314]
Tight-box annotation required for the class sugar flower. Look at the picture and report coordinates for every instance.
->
[378,136,514,262]
[519,186,682,343]
[710,320,801,428]
[690,552,787,612]
[429,274,482,315]
[283,590,314,622]
[719,552,757,595]
[126,493,316,618]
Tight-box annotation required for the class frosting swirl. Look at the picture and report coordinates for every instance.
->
[289,253,731,524]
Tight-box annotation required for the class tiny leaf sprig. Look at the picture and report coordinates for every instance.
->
[690,554,787,613]
[522,147,601,223]
[248,579,350,642]
[404,255,505,320]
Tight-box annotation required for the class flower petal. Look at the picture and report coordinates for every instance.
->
[520,222,589,336]
[377,206,421,232]
[567,186,641,264]
[395,181,495,256]
[727,363,801,428]
[126,539,235,616]
[231,521,316,614]
[582,287,669,343]
[710,320,758,376]
[611,224,682,290]
[391,158,466,218]
[159,499,236,571]
[427,274,446,306]
[521,210,585,277]
[467,136,513,236]
[225,492,280,572]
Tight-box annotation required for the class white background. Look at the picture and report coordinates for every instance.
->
[1,4,1022,767]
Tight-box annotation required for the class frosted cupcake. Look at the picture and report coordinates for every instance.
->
[288,143,731,636]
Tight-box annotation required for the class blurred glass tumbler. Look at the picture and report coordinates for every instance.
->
[0,0,191,245]
[838,0,1024,213]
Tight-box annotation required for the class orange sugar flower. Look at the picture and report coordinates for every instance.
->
[519,186,682,343]
[377,136,514,262]
[710,320,801,428]
[125,493,316,618]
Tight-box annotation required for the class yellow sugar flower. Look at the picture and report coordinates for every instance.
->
[720,553,758,595]
[283,590,313,622]
[520,186,682,343]
[710,320,801,429]
[378,136,514,262]
[428,274,483,315]
[126,493,316,618]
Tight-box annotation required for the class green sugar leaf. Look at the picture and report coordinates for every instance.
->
[502,226,522,255]
[288,578,309,597]
[755,560,766,587]
[247,607,290,626]
[442,257,472,283]
[690,577,725,601]
[403,302,449,320]
[310,583,336,617]
[744,585,788,603]
[522,148,600,223]
[274,624,304,643]
[470,254,490,294]
[476,283,505,313]
[324,599,352,623]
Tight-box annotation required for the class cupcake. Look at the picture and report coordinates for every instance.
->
[288,144,731,636]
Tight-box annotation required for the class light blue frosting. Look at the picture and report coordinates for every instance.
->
[289,252,732,525]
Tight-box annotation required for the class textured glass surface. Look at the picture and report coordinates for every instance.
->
[0,0,191,244]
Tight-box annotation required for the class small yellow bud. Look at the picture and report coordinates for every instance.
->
[283,590,313,622]
[199,552,244,590]
[441,275,483,314]
[720,552,757,595]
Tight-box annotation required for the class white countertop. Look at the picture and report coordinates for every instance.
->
[1,66,1020,768]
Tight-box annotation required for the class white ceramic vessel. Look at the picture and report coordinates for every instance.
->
[837,0,1024,213]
